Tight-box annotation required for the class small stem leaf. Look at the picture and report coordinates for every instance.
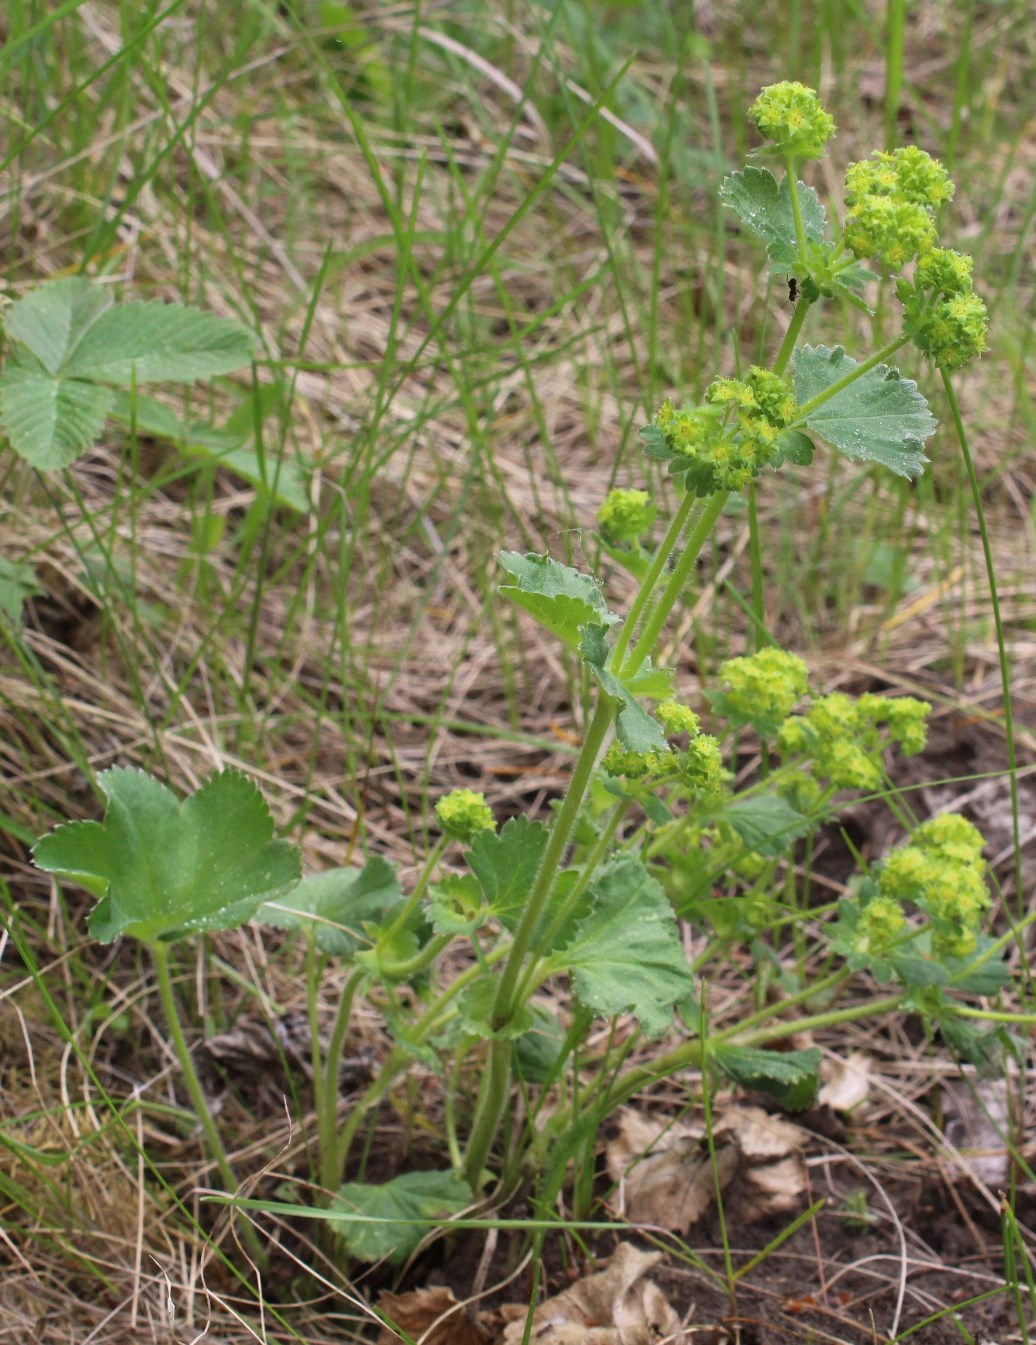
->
[720,166,826,271]
[459,974,535,1040]
[255,857,401,955]
[581,633,668,753]
[0,364,114,468]
[466,816,549,932]
[33,767,301,944]
[498,551,618,649]
[716,793,810,858]
[794,344,936,478]
[63,301,256,384]
[330,1171,472,1264]
[3,277,113,374]
[545,856,693,1038]
[773,429,815,468]
[712,1044,821,1110]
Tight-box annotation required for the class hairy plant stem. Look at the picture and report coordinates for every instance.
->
[151,941,267,1270]
[318,966,364,1193]
[611,487,698,668]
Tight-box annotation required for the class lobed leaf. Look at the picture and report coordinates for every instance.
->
[794,345,935,478]
[498,551,617,649]
[466,816,548,932]
[255,857,401,956]
[63,300,255,384]
[34,768,300,945]
[712,1044,821,1110]
[719,793,810,858]
[720,167,826,271]
[546,856,693,1038]
[330,1171,472,1264]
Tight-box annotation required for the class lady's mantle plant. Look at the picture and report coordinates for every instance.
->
[31,84,1010,1265]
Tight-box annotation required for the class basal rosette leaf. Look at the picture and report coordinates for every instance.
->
[498,551,617,650]
[3,277,113,375]
[255,857,401,955]
[544,856,692,1037]
[794,345,936,478]
[33,767,300,944]
[712,1044,821,1110]
[330,1171,472,1264]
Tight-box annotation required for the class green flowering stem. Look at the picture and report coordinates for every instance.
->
[943,369,1024,912]
[773,296,812,377]
[380,834,449,944]
[794,333,911,421]
[152,941,268,1269]
[784,154,811,271]
[610,486,698,670]
[621,489,729,678]
[376,931,452,981]
[461,699,615,1183]
[318,965,364,1193]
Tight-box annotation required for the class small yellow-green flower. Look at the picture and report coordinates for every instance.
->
[714,647,809,735]
[598,488,654,543]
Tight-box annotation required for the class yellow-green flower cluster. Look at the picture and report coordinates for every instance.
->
[652,367,798,497]
[878,813,990,957]
[597,488,654,544]
[601,743,673,781]
[857,893,908,952]
[899,246,988,370]
[712,648,809,736]
[602,700,717,796]
[436,788,496,841]
[747,81,836,159]
[777,692,930,790]
[680,734,724,796]
[656,700,700,736]
[843,147,952,271]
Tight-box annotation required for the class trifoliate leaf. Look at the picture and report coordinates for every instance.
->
[466,816,548,932]
[720,167,826,272]
[33,768,300,945]
[330,1171,472,1264]
[3,277,113,374]
[546,856,693,1037]
[719,793,810,858]
[712,1044,821,1110]
[0,362,114,469]
[794,345,935,478]
[0,557,43,623]
[498,551,617,649]
[581,633,668,754]
[255,856,401,956]
[63,300,255,384]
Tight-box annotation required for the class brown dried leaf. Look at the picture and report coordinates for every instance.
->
[742,1154,808,1217]
[713,1106,804,1161]
[377,1287,487,1345]
[941,1076,1011,1189]
[500,1242,686,1345]
[606,1109,735,1232]
[818,1052,871,1113]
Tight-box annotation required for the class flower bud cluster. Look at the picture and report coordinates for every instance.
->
[711,647,809,736]
[652,367,798,497]
[898,247,989,370]
[747,81,836,159]
[601,701,723,799]
[597,488,654,544]
[843,147,952,271]
[777,692,930,790]
[436,788,496,841]
[877,813,990,957]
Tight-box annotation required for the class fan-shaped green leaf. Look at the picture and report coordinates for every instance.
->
[712,1044,821,1110]
[466,816,548,931]
[330,1171,472,1263]
[720,167,826,271]
[255,857,401,955]
[794,345,935,478]
[33,768,300,945]
[545,856,692,1037]
[499,551,617,649]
